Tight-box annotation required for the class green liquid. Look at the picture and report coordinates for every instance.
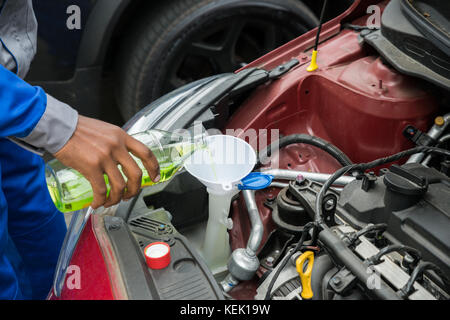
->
[46,143,199,213]
[205,147,219,182]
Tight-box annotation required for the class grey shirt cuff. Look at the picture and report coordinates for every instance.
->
[19,94,79,154]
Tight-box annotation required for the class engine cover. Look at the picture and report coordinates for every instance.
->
[338,163,450,276]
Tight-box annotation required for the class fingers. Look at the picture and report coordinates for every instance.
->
[88,154,140,209]
[126,135,160,182]
[87,170,109,209]
[103,162,126,208]
[116,151,143,200]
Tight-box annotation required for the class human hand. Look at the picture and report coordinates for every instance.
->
[54,115,160,209]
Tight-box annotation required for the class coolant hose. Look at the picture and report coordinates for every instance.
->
[242,190,264,255]
[222,190,264,292]
[257,134,353,168]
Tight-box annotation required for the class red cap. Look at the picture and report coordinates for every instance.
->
[144,242,171,270]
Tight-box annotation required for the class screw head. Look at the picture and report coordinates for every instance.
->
[325,199,335,211]
[332,276,342,286]
[266,256,275,267]
[296,174,305,185]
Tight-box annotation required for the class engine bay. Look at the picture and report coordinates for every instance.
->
[107,0,450,300]
[54,0,450,301]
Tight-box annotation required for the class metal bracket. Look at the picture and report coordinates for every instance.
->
[329,267,357,295]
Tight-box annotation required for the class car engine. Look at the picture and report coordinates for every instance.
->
[110,152,449,300]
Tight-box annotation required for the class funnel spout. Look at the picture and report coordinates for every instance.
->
[200,188,235,274]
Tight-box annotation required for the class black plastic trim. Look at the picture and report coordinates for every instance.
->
[401,0,450,56]
[104,216,159,300]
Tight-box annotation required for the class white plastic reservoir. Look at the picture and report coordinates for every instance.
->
[184,135,256,274]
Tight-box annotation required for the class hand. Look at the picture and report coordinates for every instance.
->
[54,115,160,209]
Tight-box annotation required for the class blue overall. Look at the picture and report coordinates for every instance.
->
[0,65,67,299]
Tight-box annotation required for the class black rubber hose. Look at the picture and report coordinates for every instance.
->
[351,223,387,244]
[400,261,450,298]
[367,245,421,266]
[314,0,328,50]
[310,254,335,300]
[257,134,353,168]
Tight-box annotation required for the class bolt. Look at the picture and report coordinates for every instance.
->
[108,223,121,231]
[325,199,335,211]
[295,174,305,186]
[332,276,342,286]
[266,257,275,267]
[108,217,122,230]
[402,254,415,268]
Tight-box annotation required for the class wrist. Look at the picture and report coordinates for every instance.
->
[19,94,79,154]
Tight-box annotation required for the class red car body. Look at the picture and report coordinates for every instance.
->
[49,0,438,300]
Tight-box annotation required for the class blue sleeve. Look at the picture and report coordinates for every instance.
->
[0,64,79,154]
[0,64,46,139]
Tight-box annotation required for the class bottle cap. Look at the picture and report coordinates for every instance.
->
[144,242,171,269]
[238,172,274,190]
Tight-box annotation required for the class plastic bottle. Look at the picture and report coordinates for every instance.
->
[46,130,206,213]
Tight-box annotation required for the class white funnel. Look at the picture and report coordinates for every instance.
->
[185,135,257,193]
[184,135,256,274]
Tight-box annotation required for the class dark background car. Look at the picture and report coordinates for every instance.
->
[27,0,352,124]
